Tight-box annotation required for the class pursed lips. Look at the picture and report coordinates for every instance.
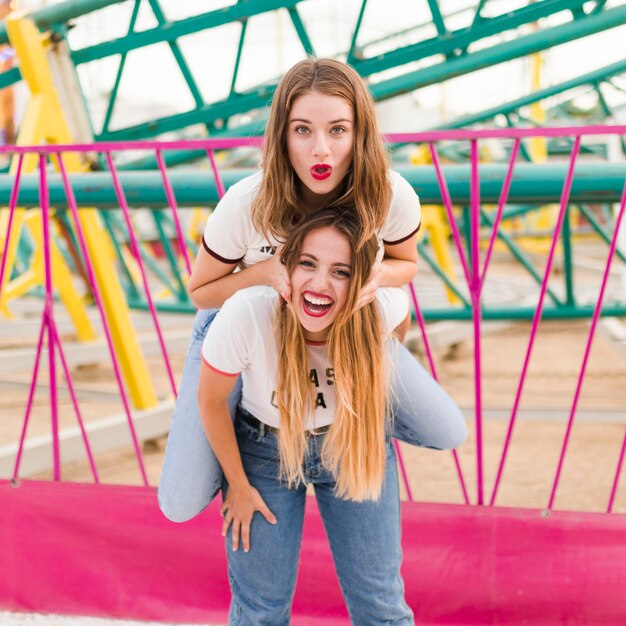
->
[310,164,332,180]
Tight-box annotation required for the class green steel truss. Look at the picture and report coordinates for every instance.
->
[0,0,625,145]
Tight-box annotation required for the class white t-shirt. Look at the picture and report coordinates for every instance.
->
[202,170,421,267]
[201,286,409,430]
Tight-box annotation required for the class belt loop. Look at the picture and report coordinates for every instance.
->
[258,421,265,437]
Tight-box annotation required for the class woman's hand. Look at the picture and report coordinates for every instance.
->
[356,260,382,309]
[221,483,277,552]
[262,251,291,301]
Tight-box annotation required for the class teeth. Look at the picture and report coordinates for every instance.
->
[304,294,333,306]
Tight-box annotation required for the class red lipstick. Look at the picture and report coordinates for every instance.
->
[310,164,332,181]
[301,290,334,318]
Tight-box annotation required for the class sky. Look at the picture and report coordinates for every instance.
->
[17,0,626,133]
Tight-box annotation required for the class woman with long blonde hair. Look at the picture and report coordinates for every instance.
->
[158,57,466,523]
[199,209,414,624]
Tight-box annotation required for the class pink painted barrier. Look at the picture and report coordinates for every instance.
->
[2,479,626,625]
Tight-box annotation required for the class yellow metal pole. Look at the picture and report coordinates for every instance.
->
[2,14,157,408]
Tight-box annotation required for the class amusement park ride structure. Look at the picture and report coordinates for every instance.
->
[1,2,626,624]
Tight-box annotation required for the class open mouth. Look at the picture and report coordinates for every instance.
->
[310,164,332,181]
[302,291,334,317]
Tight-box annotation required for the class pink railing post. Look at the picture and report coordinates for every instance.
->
[469,139,484,505]
[207,149,226,200]
[155,149,193,276]
[38,154,61,481]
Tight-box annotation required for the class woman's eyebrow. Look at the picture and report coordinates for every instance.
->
[289,118,352,124]
[332,262,352,270]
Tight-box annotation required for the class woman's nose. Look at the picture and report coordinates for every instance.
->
[313,133,330,159]
[311,270,330,291]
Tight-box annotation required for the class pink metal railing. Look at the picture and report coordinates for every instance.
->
[1,126,625,513]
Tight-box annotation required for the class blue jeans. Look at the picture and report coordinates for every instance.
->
[158,308,467,522]
[226,407,414,626]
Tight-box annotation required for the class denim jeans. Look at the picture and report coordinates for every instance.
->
[226,407,414,626]
[158,308,467,522]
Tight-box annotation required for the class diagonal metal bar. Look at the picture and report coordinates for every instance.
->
[426,0,447,36]
[408,283,470,504]
[550,179,626,512]
[155,148,192,275]
[147,0,204,108]
[12,313,47,480]
[288,5,316,56]
[101,0,142,135]
[428,143,472,289]
[479,139,520,291]
[0,153,24,301]
[230,17,248,96]
[489,136,582,506]
[47,316,100,483]
[105,151,178,399]
[72,0,304,65]
[346,0,368,64]
[352,0,595,77]
[56,153,149,486]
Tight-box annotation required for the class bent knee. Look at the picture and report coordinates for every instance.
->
[157,487,213,523]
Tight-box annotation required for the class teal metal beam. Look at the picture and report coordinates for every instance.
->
[147,0,204,107]
[101,0,142,134]
[288,6,316,56]
[72,0,304,65]
[346,0,368,64]
[351,0,592,77]
[367,4,626,99]
[2,163,626,207]
[230,17,248,95]
[426,0,447,36]
[443,57,626,129]
[98,85,274,141]
[421,304,626,321]
[0,0,126,44]
[95,3,626,141]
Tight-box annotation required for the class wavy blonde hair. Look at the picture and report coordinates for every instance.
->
[273,209,389,501]
[252,57,391,249]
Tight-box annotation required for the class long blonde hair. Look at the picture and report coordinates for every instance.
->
[274,209,389,501]
[252,58,392,249]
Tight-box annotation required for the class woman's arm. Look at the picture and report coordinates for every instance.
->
[357,235,418,309]
[187,248,290,309]
[198,364,277,550]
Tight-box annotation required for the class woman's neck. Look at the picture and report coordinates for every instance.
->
[300,185,344,212]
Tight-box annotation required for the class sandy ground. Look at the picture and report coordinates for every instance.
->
[2,317,623,512]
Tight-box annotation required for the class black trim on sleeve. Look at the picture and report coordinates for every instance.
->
[382,222,421,246]
[202,235,245,265]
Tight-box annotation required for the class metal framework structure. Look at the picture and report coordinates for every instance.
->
[0,0,624,147]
